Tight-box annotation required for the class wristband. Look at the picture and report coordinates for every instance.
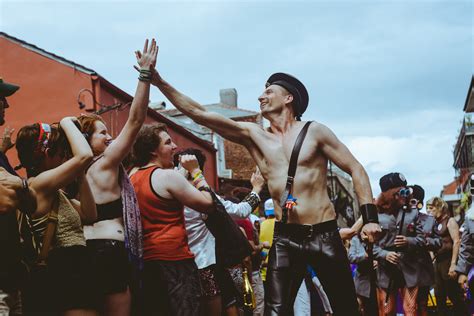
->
[192,170,203,181]
[360,203,379,224]
[243,192,260,210]
[19,178,29,195]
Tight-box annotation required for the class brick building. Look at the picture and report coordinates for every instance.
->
[0,32,218,188]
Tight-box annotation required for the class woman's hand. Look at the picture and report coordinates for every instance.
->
[180,154,200,174]
[135,38,158,71]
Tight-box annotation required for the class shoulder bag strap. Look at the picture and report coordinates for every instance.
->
[36,194,60,266]
[280,121,312,223]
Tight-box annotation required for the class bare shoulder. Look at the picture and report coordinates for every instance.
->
[151,168,184,186]
[447,217,459,229]
[242,121,265,135]
[238,121,267,147]
[310,121,334,137]
[310,121,343,145]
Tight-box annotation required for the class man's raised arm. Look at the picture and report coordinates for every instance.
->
[144,51,252,146]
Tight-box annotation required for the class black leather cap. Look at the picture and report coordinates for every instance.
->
[379,172,407,192]
[266,73,309,120]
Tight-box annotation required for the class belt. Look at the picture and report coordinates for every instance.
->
[274,220,338,239]
[86,239,124,248]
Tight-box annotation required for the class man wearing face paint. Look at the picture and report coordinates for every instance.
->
[374,173,424,316]
[147,46,381,315]
[0,78,36,315]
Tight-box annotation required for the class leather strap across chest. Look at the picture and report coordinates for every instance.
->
[280,121,313,223]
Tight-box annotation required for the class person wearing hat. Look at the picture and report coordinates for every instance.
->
[373,173,425,316]
[259,199,276,285]
[0,78,20,126]
[407,185,442,316]
[146,46,380,315]
[0,78,37,315]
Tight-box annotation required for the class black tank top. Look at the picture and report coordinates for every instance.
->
[96,199,123,222]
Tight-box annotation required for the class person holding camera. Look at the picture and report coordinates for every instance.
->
[374,172,423,316]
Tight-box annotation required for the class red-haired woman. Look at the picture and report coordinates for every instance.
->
[77,39,157,316]
[16,117,97,315]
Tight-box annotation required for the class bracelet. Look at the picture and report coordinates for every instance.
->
[192,170,203,181]
[192,173,209,190]
[360,203,379,224]
[20,178,29,194]
[138,69,152,82]
[243,192,260,210]
[138,74,152,82]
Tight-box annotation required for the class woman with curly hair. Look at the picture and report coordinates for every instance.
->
[129,123,214,316]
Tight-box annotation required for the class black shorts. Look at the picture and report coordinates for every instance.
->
[198,264,221,297]
[48,245,98,312]
[87,239,131,295]
[143,258,202,316]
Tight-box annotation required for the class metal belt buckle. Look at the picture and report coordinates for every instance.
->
[303,224,313,238]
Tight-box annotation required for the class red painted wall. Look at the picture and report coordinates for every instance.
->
[0,34,218,188]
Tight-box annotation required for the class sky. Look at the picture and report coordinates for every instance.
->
[1,0,473,206]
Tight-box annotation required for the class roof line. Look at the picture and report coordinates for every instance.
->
[147,110,217,152]
[0,31,97,75]
[463,75,474,112]
[97,76,133,103]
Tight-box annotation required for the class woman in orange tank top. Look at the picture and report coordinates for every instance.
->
[129,123,214,316]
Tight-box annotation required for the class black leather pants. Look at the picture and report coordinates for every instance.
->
[264,220,359,316]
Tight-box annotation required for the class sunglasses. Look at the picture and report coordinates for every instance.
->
[393,187,412,198]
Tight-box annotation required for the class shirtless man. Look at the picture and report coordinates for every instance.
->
[145,49,380,315]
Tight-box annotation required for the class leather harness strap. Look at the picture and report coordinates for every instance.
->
[280,121,312,224]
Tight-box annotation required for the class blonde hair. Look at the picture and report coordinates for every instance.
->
[426,196,449,216]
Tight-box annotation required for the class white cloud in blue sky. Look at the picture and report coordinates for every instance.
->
[1,0,472,203]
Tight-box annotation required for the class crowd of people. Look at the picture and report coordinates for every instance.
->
[0,37,473,316]
[348,174,474,316]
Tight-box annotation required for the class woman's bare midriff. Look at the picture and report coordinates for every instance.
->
[84,217,125,241]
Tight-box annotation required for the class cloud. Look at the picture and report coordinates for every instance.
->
[339,110,460,200]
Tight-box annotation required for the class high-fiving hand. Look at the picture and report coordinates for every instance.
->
[135,38,158,71]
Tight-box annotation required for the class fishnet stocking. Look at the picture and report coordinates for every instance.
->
[401,286,418,316]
